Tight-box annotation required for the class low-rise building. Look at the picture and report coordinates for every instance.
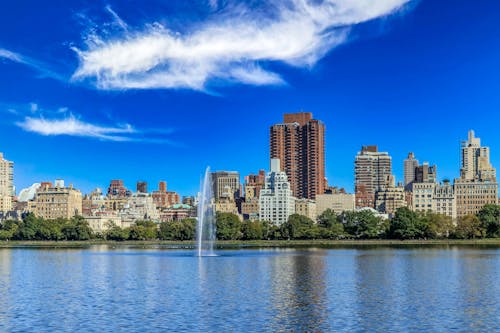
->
[375,185,406,215]
[31,180,82,219]
[295,199,316,221]
[316,193,355,216]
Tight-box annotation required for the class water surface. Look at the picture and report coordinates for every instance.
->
[0,245,499,332]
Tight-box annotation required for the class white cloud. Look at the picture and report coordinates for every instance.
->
[0,48,23,62]
[0,48,65,81]
[72,0,412,91]
[17,115,137,142]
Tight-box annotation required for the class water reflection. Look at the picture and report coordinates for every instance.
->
[269,249,328,332]
[0,246,498,332]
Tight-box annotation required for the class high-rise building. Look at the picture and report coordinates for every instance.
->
[460,130,496,181]
[259,159,296,225]
[211,171,240,201]
[415,162,437,183]
[136,181,148,193]
[456,130,498,217]
[270,112,326,199]
[0,153,14,212]
[404,152,419,190]
[107,180,130,197]
[354,146,392,208]
[31,181,82,219]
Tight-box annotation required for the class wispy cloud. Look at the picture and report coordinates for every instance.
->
[5,103,175,144]
[72,0,412,91]
[0,47,65,81]
[17,115,136,142]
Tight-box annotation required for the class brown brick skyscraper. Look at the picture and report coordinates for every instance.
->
[270,112,326,199]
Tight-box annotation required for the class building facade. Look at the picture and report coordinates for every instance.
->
[211,171,240,201]
[316,193,355,216]
[375,185,406,215]
[295,199,316,221]
[32,181,82,219]
[354,146,392,208]
[404,152,419,191]
[270,112,326,199]
[0,153,14,212]
[259,159,296,225]
[456,130,498,217]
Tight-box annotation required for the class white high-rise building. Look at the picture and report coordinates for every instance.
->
[0,153,14,212]
[259,159,296,225]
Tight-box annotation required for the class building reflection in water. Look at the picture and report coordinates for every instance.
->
[0,249,13,330]
[268,248,328,332]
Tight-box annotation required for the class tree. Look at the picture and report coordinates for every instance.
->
[453,215,484,239]
[389,207,427,240]
[241,221,263,240]
[424,213,454,239]
[106,226,129,241]
[318,209,337,228]
[216,213,242,240]
[317,209,344,239]
[478,204,500,238]
[281,214,318,240]
[339,210,388,239]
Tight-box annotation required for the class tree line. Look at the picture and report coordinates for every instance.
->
[2,204,500,241]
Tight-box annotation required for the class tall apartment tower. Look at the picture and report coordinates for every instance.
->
[259,159,296,225]
[270,112,326,199]
[460,130,496,181]
[354,146,392,208]
[455,130,498,217]
[403,152,419,190]
[0,153,14,212]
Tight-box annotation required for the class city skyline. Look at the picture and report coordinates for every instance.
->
[1,1,500,196]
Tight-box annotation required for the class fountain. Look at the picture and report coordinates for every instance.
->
[196,167,216,257]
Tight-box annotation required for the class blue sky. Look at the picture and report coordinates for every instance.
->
[1,0,500,197]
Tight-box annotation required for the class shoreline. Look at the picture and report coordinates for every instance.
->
[2,239,500,248]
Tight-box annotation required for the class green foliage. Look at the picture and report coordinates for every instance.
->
[158,218,196,241]
[478,204,500,238]
[281,214,319,240]
[389,207,427,240]
[338,210,388,239]
[106,225,130,241]
[317,209,345,239]
[128,221,157,240]
[216,212,242,240]
[241,221,263,240]
[424,213,454,239]
[452,215,484,239]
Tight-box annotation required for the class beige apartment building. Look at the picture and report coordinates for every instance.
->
[455,180,497,218]
[375,185,406,215]
[455,130,498,217]
[295,199,316,221]
[316,193,355,216]
[412,182,457,220]
[0,153,14,212]
[241,198,259,220]
[32,181,82,219]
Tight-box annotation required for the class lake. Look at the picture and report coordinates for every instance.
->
[0,245,499,332]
